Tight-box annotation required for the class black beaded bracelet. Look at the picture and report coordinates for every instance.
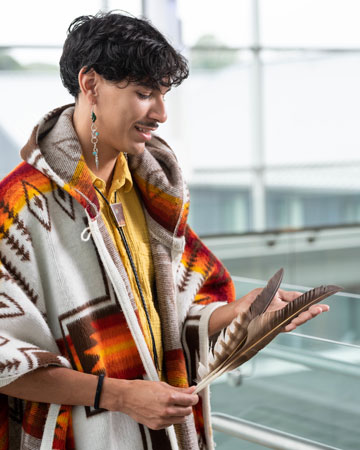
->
[94,374,105,410]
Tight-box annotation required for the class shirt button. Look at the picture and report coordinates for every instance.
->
[94,180,103,189]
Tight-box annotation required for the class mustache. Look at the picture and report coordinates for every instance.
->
[135,121,159,129]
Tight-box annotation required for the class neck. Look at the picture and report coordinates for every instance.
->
[73,103,118,191]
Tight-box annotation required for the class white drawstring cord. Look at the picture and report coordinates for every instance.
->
[80,226,91,242]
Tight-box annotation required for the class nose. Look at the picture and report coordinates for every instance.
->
[149,96,167,124]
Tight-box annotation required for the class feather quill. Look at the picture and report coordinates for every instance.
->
[195,275,342,394]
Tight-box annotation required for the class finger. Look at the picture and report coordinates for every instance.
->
[284,312,313,331]
[300,305,327,319]
[170,392,199,407]
[161,415,188,426]
[172,386,196,393]
[171,385,199,402]
[307,306,322,316]
[278,289,302,302]
[284,304,329,332]
[182,386,197,394]
[148,416,187,430]
[284,322,297,332]
[166,406,193,417]
[166,416,187,425]
[291,305,327,326]
[285,311,316,330]
[291,310,315,326]
[309,304,330,313]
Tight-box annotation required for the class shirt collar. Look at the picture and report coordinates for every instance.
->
[88,153,133,199]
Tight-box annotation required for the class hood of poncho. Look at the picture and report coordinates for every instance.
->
[20,104,189,237]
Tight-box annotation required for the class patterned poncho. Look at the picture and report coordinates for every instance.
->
[0,105,235,450]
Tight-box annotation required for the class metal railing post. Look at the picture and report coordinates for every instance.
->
[251,0,266,232]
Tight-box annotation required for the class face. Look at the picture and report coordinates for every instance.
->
[94,78,169,157]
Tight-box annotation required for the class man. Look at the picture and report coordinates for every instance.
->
[0,12,328,450]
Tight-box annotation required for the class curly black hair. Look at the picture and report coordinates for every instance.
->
[59,11,189,98]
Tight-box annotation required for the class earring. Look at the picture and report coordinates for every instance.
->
[91,107,99,170]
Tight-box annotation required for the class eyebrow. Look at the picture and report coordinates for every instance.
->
[137,83,171,94]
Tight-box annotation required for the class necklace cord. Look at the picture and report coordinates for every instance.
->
[94,185,159,371]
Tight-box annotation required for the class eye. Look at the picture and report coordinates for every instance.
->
[137,92,152,100]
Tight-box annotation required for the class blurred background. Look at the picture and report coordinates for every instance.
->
[1,1,360,448]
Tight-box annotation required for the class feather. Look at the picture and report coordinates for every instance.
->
[249,267,284,316]
[198,268,284,384]
[225,284,341,372]
[205,311,251,376]
[194,275,342,394]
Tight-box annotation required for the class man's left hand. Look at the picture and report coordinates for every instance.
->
[233,288,330,332]
[209,288,330,337]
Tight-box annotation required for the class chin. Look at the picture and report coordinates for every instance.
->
[127,143,146,156]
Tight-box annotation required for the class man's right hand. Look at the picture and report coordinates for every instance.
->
[0,367,199,431]
[102,378,199,430]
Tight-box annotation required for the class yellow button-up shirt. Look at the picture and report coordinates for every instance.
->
[88,153,163,377]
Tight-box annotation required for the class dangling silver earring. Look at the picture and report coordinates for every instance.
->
[91,107,99,170]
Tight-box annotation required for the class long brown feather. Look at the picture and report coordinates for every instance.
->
[249,268,284,317]
[198,310,251,381]
[198,269,284,382]
[225,284,341,371]
[195,283,342,393]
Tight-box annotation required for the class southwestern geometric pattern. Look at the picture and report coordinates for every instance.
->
[0,199,32,244]
[22,180,51,232]
[51,182,76,221]
[0,294,24,319]
[0,359,20,375]
[0,336,9,347]
[18,348,62,371]
[0,225,30,263]
[0,254,38,305]
[59,301,147,419]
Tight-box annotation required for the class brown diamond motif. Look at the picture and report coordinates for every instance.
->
[52,183,76,221]
[22,181,51,231]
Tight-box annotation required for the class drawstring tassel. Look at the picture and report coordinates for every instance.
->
[80,226,91,242]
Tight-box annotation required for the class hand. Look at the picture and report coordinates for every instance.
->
[102,379,198,430]
[233,288,330,332]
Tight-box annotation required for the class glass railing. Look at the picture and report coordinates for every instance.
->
[202,226,360,296]
[210,278,360,449]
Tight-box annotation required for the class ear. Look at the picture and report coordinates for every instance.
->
[78,67,99,105]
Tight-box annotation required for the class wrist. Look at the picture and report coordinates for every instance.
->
[232,298,245,316]
[209,302,237,336]
[99,377,130,411]
[94,374,105,410]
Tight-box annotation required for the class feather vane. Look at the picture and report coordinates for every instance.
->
[249,268,284,317]
[198,268,284,384]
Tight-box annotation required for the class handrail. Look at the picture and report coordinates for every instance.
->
[211,413,341,450]
[261,345,360,379]
[201,222,360,240]
[289,332,360,349]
